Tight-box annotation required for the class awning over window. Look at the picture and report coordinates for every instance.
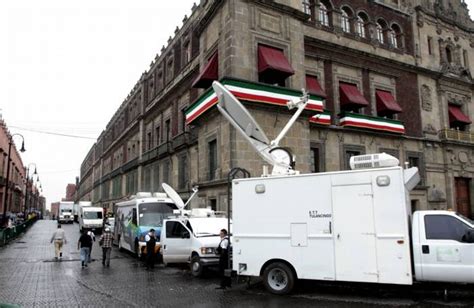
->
[376,90,402,116]
[258,45,295,78]
[192,52,218,89]
[448,105,471,125]
[306,75,326,98]
[339,83,369,109]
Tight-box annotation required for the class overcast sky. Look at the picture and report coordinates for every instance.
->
[1,1,473,210]
[0,0,196,209]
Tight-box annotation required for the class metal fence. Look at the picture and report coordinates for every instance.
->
[0,218,37,247]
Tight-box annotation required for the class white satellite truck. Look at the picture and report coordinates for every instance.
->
[160,184,229,277]
[78,204,104,233]
[212,81,474,295]
[58,201,74,224]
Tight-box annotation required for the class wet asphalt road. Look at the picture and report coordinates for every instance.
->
[0,220,473,307]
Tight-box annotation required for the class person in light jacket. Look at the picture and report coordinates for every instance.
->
[50,224,67,260]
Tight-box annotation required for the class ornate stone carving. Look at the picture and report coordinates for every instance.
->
[421,85,433,112]
[423,124,437,135]
[428,185,446,203]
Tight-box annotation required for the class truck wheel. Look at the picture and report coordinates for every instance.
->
[262,262,295,295]
[190,256,204,277]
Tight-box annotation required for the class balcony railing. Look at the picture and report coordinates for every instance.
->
[439,128,474,143]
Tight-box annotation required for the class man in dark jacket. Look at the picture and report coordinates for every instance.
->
[216,228,231,289]
[145,228,156,269]
[78,230,93,268]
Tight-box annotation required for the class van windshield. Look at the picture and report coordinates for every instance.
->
[139,203,177,227]
[84,211,103,219]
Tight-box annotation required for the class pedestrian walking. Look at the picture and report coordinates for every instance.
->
[145,228,156,269]
[78,230,93,268]
[99,227,114,267]
[215,228,231,289]
[87,230,96,263]
[50,224,67,260]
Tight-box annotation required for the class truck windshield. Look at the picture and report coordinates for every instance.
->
[84,211,103,219]
[139,203,176,227]
[61,209,71,213]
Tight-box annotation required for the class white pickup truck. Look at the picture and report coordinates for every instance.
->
[160,209,229,277]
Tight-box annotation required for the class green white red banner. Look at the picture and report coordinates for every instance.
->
[186,78,324,125]
[310,112,331,125]
[339,112,405,134]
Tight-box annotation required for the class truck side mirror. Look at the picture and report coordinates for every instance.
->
[462,230,474,243]
[181,231,190,239]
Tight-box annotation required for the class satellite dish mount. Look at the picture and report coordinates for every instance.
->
[212,81,309,176]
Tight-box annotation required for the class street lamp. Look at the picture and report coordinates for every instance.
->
[24,163,38,220]
[2,133,26,227]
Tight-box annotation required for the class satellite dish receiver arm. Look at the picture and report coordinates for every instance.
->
[183,186,199,208]
[271,90,309,148]
[213,81,308,176]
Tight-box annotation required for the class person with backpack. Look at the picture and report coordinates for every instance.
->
[78,230,93,268]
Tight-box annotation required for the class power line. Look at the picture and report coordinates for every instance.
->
[9,126,97,140]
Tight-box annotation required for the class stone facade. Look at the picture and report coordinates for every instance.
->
[78,0,474,218]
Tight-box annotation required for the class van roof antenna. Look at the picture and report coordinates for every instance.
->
[212,81,309,176]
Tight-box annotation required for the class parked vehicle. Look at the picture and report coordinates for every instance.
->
[58,202,74,224]
[104,217,115,234]
[212,81,474,294]
[161,208,228,277]
[115,192,178,258]
[74,201,92,222]
[78,206,103,233]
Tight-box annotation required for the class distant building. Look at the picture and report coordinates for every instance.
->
[50,202,59,218]
[0,119,26,215]
[78,0,474,218]
[64,184,76,201]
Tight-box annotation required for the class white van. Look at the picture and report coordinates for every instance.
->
[161,209,229,276]
[78,206,103,233]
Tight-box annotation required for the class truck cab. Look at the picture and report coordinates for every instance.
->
[160,209,229,277]
[58,202,74,224]
[412,210,474,283]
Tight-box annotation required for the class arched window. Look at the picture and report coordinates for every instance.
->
[341,8,351,33]
[319,2,329,26]
[355,13,367,38]
[446,47,453,63]
[376,20,387,44]
[389,24,402,48]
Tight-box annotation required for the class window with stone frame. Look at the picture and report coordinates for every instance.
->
[389,24,402,49]
[302,0,316,20]
[155,125,161,146]
[463,50,469,68]
[427,36,433,55]
[147,75,154,104]
[102,180,110,200]
[178,154,188,189]
[208,139,218,180]
[165,119,171,142]
[341,7,352,33]
[342,145,365,170]
[310,142,325,173]
[319,1,330,27]
[406,151,425,187]
[126,170,138,195]
[209,198,217,211]
[179,107,188,134]
[142,165,152,192]
[112,175,122,198]
[376,20,387,44]
[182,39,191,66]
[156,70,163,92]
[355,13,368,38]
[166,57,174,84]
[147,131,153,151]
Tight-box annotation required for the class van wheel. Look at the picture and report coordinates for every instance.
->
[262,262,295,295]
[190,256,204,277]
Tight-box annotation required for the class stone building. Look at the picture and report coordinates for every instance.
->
[78,0,473,218]
[0,120,26,215]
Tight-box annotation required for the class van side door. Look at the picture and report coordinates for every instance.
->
[162,221,192,263]
[418,214,474,283]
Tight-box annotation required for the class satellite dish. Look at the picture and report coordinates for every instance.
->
[162,183,185,210]
[213,81,309,176]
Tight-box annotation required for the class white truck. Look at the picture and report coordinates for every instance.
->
[58,201,74,224]
[78,205,103,233]
[211,81,474,294]
[160,208,229,277]
[74,201,92,222]
[115,191,178,257]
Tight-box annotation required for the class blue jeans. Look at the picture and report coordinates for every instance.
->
[80,247,90,264]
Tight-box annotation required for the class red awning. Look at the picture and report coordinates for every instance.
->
[306,75,326,98]
[339,83,369,108]
[192,52,218,88]
[258,45,295,77]
[376,90,402,116]
[449,105,472,125]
